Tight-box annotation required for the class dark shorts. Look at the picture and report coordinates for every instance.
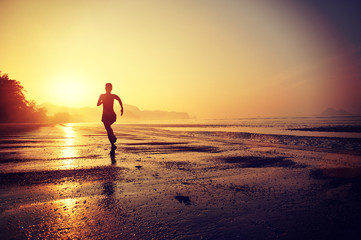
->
[102,112,116,124]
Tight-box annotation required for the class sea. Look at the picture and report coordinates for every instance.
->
[125,115,361,139]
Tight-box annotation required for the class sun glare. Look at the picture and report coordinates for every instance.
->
[61,123,77,169]
[52,75,87,107]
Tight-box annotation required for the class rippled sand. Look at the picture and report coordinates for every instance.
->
[1,123,361,239]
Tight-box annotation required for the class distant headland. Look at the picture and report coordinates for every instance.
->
[40,103,190,123]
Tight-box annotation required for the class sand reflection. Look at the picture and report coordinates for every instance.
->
[319,153,361,178]
[51,192,89,237]
[61,124,78,169]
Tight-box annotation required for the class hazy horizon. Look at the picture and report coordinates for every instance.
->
[1,0,361,118]
[39,102,358,121]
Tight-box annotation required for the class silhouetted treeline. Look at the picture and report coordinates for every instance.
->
[0,71,47,123]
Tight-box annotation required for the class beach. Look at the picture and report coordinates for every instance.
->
[1,118,361,239]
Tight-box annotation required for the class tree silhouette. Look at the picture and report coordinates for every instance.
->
[0,71,47,123]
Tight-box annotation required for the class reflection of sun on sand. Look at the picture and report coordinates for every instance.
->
[61,124,78,169]
[51,180,95,232]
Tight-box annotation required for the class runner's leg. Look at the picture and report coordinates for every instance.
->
[103,122,116,144]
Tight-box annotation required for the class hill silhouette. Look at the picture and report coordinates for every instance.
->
[41,103,190,123]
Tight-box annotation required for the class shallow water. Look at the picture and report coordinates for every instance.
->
[156,116,361,138]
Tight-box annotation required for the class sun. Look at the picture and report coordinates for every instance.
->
[51,75,88,107]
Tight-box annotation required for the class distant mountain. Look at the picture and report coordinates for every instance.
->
[320,108,353,116]
[40,103,190,122]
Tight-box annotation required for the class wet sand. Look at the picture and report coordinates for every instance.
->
[1,123,361,239]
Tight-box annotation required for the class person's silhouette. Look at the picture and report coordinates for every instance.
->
[97,83,123,151]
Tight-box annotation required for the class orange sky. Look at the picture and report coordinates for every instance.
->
[1,0,360,118]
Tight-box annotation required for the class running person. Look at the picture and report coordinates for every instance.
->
[97,83,123,151]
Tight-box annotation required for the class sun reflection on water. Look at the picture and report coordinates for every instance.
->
[61,123,78,169]
[51,183,89,238]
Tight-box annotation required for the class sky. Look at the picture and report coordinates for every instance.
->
[1,0,361,118]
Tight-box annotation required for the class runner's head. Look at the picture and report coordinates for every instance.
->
[105,83,112,93]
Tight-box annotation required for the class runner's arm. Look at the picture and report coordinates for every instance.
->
[115,95,124,116]
[97,95,103,106]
